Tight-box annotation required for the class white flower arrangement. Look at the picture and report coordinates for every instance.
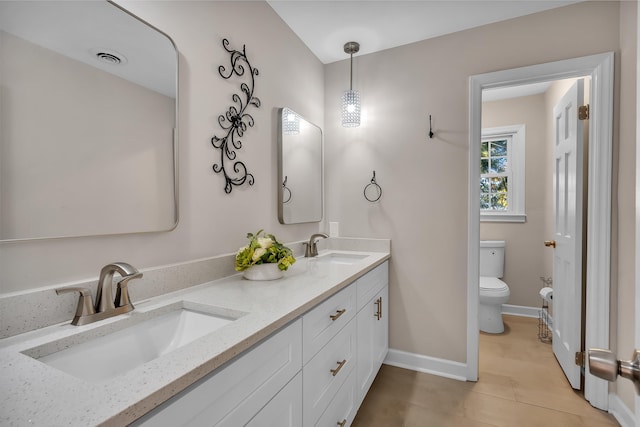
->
[235,230,296,272]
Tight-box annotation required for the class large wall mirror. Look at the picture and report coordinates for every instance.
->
[277,108,323,224]
[0,1,178,241]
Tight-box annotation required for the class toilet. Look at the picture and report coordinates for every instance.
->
[479,240,510,333]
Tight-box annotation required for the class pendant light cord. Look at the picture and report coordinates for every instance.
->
[350,52,353,91]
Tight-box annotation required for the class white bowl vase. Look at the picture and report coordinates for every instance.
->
[243,263,284,281]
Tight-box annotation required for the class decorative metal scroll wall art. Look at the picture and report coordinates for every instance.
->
[211,38,260,194]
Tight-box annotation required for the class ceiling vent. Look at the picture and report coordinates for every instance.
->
[90,48,127,65]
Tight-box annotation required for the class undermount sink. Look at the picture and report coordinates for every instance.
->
[316,253,368,265]
[24,302,246,382]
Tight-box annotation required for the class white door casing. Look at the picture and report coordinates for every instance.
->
[635,4,640,424]
[468,52,614,410]
[551,79,584,390]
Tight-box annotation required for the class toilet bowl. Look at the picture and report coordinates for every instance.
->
[479,241,510,334]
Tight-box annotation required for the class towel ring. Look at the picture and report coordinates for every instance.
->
[364,171,382,202]
[282,176,292,204]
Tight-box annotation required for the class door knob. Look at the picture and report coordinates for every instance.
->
[544,240,557,248]
[588,348,640,394]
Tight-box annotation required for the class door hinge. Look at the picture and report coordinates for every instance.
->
[578,104,590,120]
[575,351,585,367]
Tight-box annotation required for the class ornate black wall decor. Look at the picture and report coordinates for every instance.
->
[211,38,260,194]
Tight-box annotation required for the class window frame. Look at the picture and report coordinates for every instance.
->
[480,124,526,223]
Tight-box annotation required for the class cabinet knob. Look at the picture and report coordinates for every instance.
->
[337,420,347,427]
[330,359,347,377]
[544,240,556,248]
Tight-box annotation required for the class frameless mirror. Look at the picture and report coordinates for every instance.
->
[277,108,323,224]
[0,1,178,241]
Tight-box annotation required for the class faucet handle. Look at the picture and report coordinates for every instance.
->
[55,287,96,325]
[114,272,142,309]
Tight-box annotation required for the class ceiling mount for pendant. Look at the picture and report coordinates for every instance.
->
[343,41,360,56]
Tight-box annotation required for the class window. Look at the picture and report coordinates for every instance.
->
[480,125,526,222]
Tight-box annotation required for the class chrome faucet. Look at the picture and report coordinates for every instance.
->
[304,233,328,257]
[56,262,142,326]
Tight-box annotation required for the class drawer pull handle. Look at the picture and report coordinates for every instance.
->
[330,309,346,321]
[337,420,347,427]
[374,297,382,320]
[330,359,347,376]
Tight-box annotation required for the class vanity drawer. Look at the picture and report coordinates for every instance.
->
[356,261,388,311]
[303,318,356,427]
[314,368,357,427]
[302,284,356,364]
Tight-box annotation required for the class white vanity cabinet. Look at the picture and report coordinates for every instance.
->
[355,262,389,406]
[132,261,389,427]
[131,319,302,427]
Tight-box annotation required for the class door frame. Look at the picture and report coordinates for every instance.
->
[635,4,640,423]
[467,52,614,410]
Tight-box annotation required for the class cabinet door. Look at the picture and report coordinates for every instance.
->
[356,261,388,311]
[131,319,302,427]
[356,285,388,406]
[246,373,302,427]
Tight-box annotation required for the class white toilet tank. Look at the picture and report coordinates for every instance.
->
[480,240,505,278]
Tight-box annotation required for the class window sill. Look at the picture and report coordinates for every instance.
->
[480,213,526,223]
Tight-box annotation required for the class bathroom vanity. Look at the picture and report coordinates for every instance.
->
[0,247,389,426]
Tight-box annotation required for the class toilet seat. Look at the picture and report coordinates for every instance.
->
[479,276,509,294]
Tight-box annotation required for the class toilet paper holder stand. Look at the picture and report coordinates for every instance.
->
[538,277,553,343]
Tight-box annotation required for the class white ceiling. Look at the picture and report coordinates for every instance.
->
[267,0,583,64]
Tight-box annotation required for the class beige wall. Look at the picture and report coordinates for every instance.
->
[0,0,325,293]
[481,94,550,308]
[324,1,622,363]
[614,0,637,412]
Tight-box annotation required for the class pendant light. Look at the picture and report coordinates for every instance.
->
[341,41,361,127]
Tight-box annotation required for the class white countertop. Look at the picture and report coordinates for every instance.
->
[0,250,389,426]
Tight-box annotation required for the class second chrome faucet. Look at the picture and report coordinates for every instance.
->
[56,262,143,326]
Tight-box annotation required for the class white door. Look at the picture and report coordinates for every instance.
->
[551,79,585,390]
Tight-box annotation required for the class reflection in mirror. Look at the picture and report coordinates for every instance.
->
[0,1,178,241]
[278,108,323,224]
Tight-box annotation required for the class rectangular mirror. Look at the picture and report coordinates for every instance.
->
[277,108,323,224]
[0,1,178,241]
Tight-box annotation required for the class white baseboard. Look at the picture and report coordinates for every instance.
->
[384,348,467,381]
[501,304,540,318]
[608,393,636,427]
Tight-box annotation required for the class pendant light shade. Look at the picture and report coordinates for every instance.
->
[341,89,360,127]
[342,41,360,127]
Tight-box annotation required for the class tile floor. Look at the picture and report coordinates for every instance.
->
[352,315,619,426]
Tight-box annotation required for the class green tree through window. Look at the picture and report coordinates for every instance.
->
[480,138,510,211]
